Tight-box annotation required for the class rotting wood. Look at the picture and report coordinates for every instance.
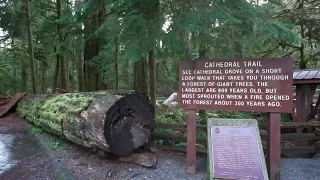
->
[0,93,27,117]
[16,92,155,157]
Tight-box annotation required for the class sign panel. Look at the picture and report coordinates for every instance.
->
[211,126,265,180]
[179,57,293,112]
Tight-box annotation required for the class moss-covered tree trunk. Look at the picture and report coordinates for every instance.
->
[16,92,155,156]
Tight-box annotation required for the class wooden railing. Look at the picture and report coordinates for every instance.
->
[151,122,320,156]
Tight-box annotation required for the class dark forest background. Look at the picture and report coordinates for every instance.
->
[0,0,319,107]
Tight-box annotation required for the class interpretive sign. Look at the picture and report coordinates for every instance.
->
[179,57,293,112]
[207,118,268,180]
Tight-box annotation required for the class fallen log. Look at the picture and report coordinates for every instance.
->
[16,92,155,156]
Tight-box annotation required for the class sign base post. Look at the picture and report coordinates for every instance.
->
[267,113,281,180]
[187,110,196,174]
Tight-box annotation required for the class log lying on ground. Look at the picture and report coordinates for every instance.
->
[16,92,155,156]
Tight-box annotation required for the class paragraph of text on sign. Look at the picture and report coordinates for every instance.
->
[180,60,290,108]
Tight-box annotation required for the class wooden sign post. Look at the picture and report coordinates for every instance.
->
[179,57,293,179]
[187,110,196,174]
[267,113,281,180]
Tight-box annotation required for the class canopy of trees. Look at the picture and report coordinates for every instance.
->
[0,0,319,105]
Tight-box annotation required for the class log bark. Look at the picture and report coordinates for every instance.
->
[16,92,155,156]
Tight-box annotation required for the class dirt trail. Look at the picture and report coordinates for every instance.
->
[2,113,318,180]
[0,113,207,180]
[0,114,75,180]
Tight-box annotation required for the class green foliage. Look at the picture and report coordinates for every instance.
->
[28,125,44,135]
[156,108,187,124]
[0,0,319,121]
[1,0,315,96]
[46,138,64,150]
[28,125,64,150]
[281,113,292,122]
[214,110,253,119]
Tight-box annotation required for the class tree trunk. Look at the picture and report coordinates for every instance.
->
[83,0,106,91]
[77,36,84,91]
[134,58,148,96]
[71,46,77,91]
[52,47,60,93]
[122,58,130,89]
[299,25,306,69]
[13,66,17,93]
[114,37,119,91]
[16,92,155,156]
[11,38,17,93]
[148,49,156,107]
[59,52,66,91]
[25,0,36,94]
[133,62,138,90]
[42,60,46,93]
[35,55,39,90]
[21,63,27,92]
[75,0,84,92]
[198,32,207,125]
[65,34,70,88]
[56,0,68,90]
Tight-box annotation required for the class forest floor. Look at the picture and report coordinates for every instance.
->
[1,113,320,180]
[0,113,207,180]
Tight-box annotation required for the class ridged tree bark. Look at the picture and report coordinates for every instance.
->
[56,0,68,90]
[198,32,208,125]
[83,0,106,91]
[134,58,148,96]
[146,0,159,107]
[148,49,156,107]
[114,37,119,91]
[75,0,85,92]
[25,0,36,94]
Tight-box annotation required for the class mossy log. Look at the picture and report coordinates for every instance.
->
[16,92,155,156]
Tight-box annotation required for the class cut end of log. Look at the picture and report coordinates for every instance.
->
[104,93,155,156]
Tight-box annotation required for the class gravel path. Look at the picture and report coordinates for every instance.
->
[281,158,320,180]
[47,135,207,180]
[44,131,320,180]
[1,113,320,180]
